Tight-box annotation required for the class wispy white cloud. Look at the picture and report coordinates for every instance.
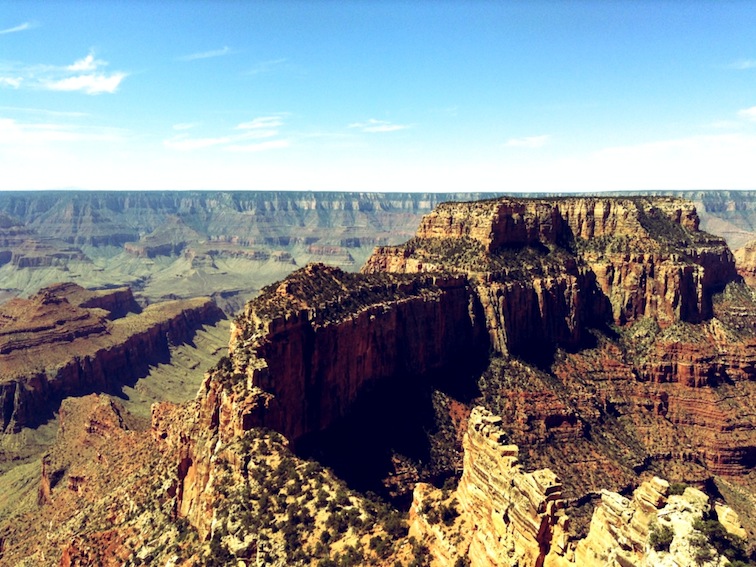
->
[738,106,756,121]
[67,52,105,72]
[348,119,411,133]
[45,72,126,95]
[0,51,127,95]
[179,46,234,61]
[0,106,89,118]
[236,115,284,130]
[164,115,289,151]
[0,22,35,35]
[728,59,756,70]
[245,58,287,75]
[505,135,551,148]
[0,77,22,89]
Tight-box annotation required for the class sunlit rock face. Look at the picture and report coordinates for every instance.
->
[0,282,223,433]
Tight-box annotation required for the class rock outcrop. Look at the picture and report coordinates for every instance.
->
[2,194,755,566]
[365,197,736,340]
[0,283,224,432]
[734,238,756,287]
[410,407,744,567]
[219,264,485,443]
[408,406,568,567]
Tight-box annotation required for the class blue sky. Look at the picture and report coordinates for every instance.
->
[2,1,756,192]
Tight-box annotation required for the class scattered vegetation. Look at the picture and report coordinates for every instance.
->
[689,518,753,566]
[649,523,674,552]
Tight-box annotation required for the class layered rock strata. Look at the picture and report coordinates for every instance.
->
[365,197,737,345]
[412,406,569,567]
[0,283,223,432]
[210,263,486,443]
[734,238,756,287]
[410,407,743,567]
[1,195,755,565]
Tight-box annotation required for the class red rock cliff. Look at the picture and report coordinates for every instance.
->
[364,197,737,353]
[0,283,223,432]
[210,263,486,443]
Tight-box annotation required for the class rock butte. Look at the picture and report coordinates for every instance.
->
[0,195,754,565]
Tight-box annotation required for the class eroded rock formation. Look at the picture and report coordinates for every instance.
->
[0,283,223,432]
[1,195,755,566]
[408,406,568,566]
[410,407,747,567]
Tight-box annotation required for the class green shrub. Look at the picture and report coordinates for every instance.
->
[649,523,674,552]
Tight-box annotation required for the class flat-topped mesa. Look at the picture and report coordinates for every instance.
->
[415,199,569,251]
[365,197,738,337]
[206,263,486,444]
[413,196,701,251]
[0,283,223,432]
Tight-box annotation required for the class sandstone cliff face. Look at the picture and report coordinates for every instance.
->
[734,238,756,287]
[410,407,745,567]
[362,196,755,543]
[0,283,223,433]
[365,197,736,342]
[452,407,567,567]
[2,195,755,565]
[218,263,485,443]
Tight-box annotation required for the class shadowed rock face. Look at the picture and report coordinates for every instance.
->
[217,264,488,443]
[0,283,224,433]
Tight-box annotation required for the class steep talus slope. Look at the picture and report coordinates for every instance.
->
[0,283,224,433]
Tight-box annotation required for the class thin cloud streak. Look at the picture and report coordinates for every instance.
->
[348,119,411,133]
[0,106,90,118]
[738,106,756,121]
[236,116,285,130]
[729,59,756,70]
[179,46,233,61]
[0,22,34,35]
[245,58,287,75]
[0,117,125,145]
[164,115,288,151]
[0,77,22,89]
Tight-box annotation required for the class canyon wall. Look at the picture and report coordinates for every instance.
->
[0,284,223,433]
[365,196,737,356]
[208,263,487,443]
[409,406,746,567]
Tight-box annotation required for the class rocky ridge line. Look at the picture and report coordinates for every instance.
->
[0,283,224,433]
